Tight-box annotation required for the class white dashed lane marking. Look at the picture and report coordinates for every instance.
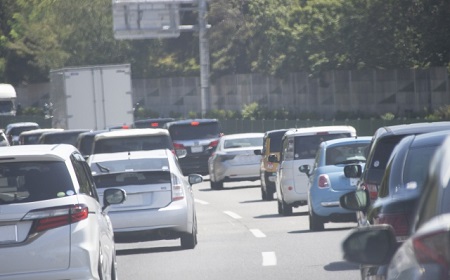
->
[194,199,209,205]
[262,252,277,266]
[250,229,266,238]
[223,211,242,219]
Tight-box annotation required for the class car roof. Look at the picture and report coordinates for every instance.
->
[221,132,264,140]
[400,130,450,149]
[284,125,357,137]
[6,122,39,129]
[373,121,450,139]
[94,128,170,140]
[321,136,372,147]
[41,129,89,135]
[0,144,78,161]
[89,149,171,163]
[164,118,219,127]
[19,128,64,136]
[265,128,289,136]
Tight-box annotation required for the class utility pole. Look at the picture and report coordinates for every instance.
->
[198,0,210,117]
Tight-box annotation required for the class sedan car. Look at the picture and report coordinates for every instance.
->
[299,136,371,231]
[0,144,125,280]
[342,134,450,279]
[89,149,202,249]
[208,132,264,190]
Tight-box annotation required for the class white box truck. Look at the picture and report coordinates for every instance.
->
[49,64,134,130]
[0,83,17,116]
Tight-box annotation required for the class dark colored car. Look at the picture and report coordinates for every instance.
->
[254,129,289,201]
[164,119,223,175]
[342,134,450,279]
[76,130,108,156]
[341,130,450,278]
[38,129,90,146]
[133,118,175,129]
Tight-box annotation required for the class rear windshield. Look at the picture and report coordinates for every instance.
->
[93,135,173,154]
[325,143,369,165]
[40,133,82,146]
[94,171,171,188]
[90,158,169,174]
[224,137,263,149]
[10,126,39,136]
[78,135,96,156]
[168,123,220,140]
[0,161,74,204]
[22,134,41,145]
[268,131,286,153]
[0,101,13,113]
[294,133,351,159]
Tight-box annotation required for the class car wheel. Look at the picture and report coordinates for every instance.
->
[180,216,197,249]
[309,209,324,231]
[261,187,268,201]
[277,199,283,214]
[281,200,293,216]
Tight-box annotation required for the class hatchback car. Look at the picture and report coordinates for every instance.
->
[5,122,40,145]
[89,149,202,249]
[91,128,174,155]
[0,144,125,280]
[208,132,264,190]
[340,130,450,278]
[272,125,357,215]
[19,128,64,145]
[164,119,223,175]
[300,136,371,231]
[254,129,289,200]
[342,134,450,279]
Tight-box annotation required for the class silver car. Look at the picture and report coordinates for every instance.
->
[89,149,202,249]
[208,132,264,189]
[0,144,125,280]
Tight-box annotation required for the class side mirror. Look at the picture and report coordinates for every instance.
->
[268,154,279,163]
[344,164,362,178]
[342,225,397,265]
[103,188,126,211]
[299,164,311,176]
[339,189,369,211]
[254,149,262,156]
[188,174,203,185]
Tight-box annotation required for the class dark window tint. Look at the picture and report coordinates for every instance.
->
[94,171,171,188]
[0,101,13,113]
[293,133,351,159]
[90,158,169,174]
[268,131,286,153]
[71,155,97,198]
[402,146,437,191]
[78,134,96,155]
[22,134,41,144]
[10,126,39,136]
[368,135,405,171]
[93,135,173,154]
[168,123,220,140]
[41,133,82,146]
[0,161,74,204]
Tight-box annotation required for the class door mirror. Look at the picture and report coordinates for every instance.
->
[340,189,369,211]
[299,164,311,176]
[268,154,279,163]
[344,164,362,178]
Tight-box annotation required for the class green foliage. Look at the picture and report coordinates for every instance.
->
[425,105,450,121]
[380,112,395,121]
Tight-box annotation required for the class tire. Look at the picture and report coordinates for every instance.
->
[281,200,293,216]
[261,172,275,201]
[210,180,224,190]
[261,187,268,201]
[309,209,324,231]
[180,216,197,249]
[277,199,283,214]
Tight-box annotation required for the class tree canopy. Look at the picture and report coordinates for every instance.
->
[0,0,449,85]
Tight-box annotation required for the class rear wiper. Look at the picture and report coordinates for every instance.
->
[95,163,110,173]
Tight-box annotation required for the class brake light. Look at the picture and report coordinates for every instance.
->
[151,122,159,127]
[378,212,410,237]
[413,230,450,270]
[121,125,130,129]
[24,204,89,234]
[361,183,378,200]
[318,174,330,188]
[173,143,185,150]
[209,140,219,148]
[191,121,200,126]
[171,174,185,201]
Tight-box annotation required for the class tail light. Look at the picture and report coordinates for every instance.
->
[378,212,410,238]
[173,142,187,157]
[318,174,330,188]
[150,122,159,127]
[413,230,450,270]
[209,140,219,148]
[24,204,89,234]
[173,143,185,150]
[171,174,185,201]
[361,183,378,200]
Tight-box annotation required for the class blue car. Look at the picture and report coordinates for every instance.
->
[300,136,372,231]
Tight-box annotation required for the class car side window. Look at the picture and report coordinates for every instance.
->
[71,153,98,200]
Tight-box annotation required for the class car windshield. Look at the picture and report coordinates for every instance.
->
[294,133,351,159]
[10,126,39,136]
[93,170,171,188]
[0,161,74,204]
[269,131,286,153]
[224,137,262,149]
[90,158,169,174]
[93,135,172,154]
[169,123,220,140]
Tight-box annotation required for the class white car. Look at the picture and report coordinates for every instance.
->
[0,144,125,280]
[208,132,264,189]
[88,149,203,249]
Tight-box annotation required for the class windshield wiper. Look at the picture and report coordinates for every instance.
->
[95,162,110,173]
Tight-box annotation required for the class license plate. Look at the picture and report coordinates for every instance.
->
[191,146,203,153]
[0,225,18,242]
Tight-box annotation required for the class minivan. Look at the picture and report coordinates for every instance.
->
[273,125,356,215]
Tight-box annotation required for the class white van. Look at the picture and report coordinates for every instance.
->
[0,84,17,116]
[274,125,357,215]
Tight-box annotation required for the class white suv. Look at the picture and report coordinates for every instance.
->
[273,126,357,215]
[0,144,125,280]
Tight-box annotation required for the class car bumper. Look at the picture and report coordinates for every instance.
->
[214,163,260,182]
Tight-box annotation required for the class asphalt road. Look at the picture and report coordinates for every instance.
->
[115,179,361,280]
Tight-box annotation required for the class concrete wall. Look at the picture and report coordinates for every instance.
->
[15,67,449,118]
